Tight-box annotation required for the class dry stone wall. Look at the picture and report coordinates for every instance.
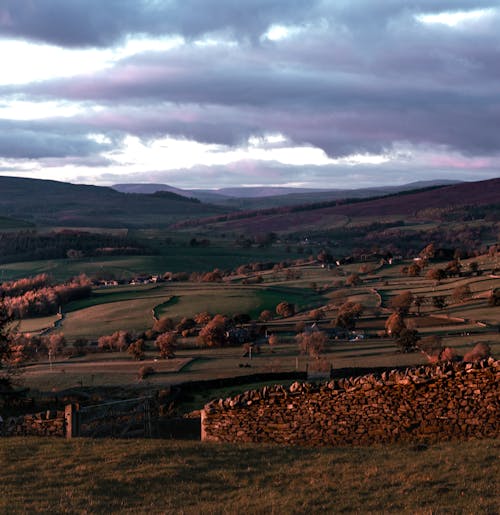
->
[202,359,499,446]
[2,410,65,437]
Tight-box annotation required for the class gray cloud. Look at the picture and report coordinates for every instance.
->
[0,119,114,159]
[0,0,317,47]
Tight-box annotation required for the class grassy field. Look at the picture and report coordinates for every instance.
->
[16,315,60,335]
[1,437,498,514]
[0,244,305,282]
[50,283,325,340]
[59,297,163,339]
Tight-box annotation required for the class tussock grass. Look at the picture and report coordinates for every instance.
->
[1,437,498,514]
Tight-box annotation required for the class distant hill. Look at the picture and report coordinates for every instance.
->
[173,178,499,234]
[113,179,462,209]
[0,176,229,228]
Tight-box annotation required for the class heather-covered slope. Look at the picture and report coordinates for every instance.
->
[174,178,500,233]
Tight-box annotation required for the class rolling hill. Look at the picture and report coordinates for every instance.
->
[113,180,461,209]
[0,176,229,228]
[172,178,500,234]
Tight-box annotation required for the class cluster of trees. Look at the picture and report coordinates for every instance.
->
[1,274,92,318]
[0,319,70,388]
[0,274,51,297]
[0,230,151,264]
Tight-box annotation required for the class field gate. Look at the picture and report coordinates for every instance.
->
[65,397,156,438]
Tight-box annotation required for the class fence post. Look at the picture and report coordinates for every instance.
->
[200,409,207,441]
[65,403,79,438]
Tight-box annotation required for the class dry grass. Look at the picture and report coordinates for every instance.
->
[0,437,498,514]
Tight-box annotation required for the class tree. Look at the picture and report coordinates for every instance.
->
[176,317,196,334]
[426,268,446,283]
[309,308,325,321]
[317,250,333,264]
[395,328,420,353]
[268,333,279,351]
[417,335,443,363]
[276,301,295,318]
[406,263,421,277]
[385,312,405,337]
[194,311,211,325]
[469,261,479,275]
[413,295,426,316]
[419,243,435,260]
[335,301,363,330]
[153,316,175,333]
[488,288,500,307]
[463,342,491,362]
[432,295,448,310]
[296,331,327,359]
[389,291,414,316]
[128,339,145,360]
[259,310,273,322]
[451,284,471,304]
[0,306,14,388]
[197,315,228,347]
[46,333,66,358]
[155,332,177,359]
[345,274,361,287]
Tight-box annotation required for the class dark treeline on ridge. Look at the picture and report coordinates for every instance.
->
[0,230,153,264]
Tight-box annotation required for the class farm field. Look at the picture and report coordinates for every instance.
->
[1,437,498,514]
[5,250,497,395]
[20,331,500,392]
[31,282,324,340]
[0,244,306,282]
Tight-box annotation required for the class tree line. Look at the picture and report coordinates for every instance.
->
[0,230,152,264]
[1,274,92,318]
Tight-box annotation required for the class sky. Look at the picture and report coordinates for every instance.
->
[0,0,499,190]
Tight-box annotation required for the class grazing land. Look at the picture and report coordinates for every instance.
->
[1,437,498,514]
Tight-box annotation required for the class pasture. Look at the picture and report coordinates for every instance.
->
[1,437,498,513]
[7,251,500,394]
[0,243,305,282]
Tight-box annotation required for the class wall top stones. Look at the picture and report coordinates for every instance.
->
[202,358,499,446]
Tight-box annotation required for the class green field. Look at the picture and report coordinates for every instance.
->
[1,438,498,514]
[50,283,325,340]
[0,244,306,282]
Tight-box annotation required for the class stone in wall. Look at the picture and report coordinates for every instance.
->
[201,358,500,446]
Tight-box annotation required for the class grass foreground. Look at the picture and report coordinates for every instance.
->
[1,437,498,514]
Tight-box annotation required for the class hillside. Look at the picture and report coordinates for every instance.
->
[113,179,461,209]
[176,178,500,233]
[0,176,229,228]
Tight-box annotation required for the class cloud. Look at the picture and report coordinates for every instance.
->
[1,1,499,188]
[0,0,317,48]
[0,119,114,159]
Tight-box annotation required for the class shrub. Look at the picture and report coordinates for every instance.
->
[390,291,414,316]
[463,343,491,362]
[276,301,295,318]
[451,284,472,304]
[153,317,175,333]
[296,331,327,359]
[259,310,273,322]
[395,328,420,353]
[385,312,405,337]
[155,332,177,359]
[128,339,145,360]
[418,335,443,363]
[138,365,155,379]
